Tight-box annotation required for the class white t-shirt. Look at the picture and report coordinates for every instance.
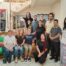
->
[45,20,54,34]
[4,35,16,48]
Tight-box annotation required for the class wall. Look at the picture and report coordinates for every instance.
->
[60,0,66,28]
[51,0,61,20]
[51,0,62,28]
[17,6,51,15]
[51,0,66,29]
[0,0,66,30]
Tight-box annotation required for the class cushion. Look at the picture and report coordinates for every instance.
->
[0,37,4,42]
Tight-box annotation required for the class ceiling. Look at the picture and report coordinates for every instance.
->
[0,0,60,13]
[4,0,29,2]
[31,0,60,7]
[1,0,60,6]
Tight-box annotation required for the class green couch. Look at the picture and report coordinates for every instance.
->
[0,36,4,55]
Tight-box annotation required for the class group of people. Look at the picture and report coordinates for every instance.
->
[0,12,65,65]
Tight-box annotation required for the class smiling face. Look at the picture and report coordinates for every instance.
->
[49,15,53,20]
[27,28,31,35]
[33,15,37,20]
[40,15,44,20]
[48,13,54,21]
[40,34,45,41]
[38,20,43,27]
[8,30,13,37]
[54,19,58,27]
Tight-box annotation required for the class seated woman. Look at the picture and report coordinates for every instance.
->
[14,29,25,63]
[33,34,47,65]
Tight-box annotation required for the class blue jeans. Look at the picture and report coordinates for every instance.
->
[3,47,13,61]
[14,45,24,57]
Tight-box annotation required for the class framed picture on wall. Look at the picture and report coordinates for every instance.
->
[37,14,48,21]
[13,15,25,29]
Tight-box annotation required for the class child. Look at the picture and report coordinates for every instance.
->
[14,29,25,63]
[33,34,47,65]
[24,28,34,61]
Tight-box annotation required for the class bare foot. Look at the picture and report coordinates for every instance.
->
[15,58,18,63]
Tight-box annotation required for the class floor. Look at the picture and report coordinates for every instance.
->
[0,54,61,66]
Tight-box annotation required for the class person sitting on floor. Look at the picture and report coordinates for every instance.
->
[33,33,47,65]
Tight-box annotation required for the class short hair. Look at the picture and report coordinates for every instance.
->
[34,15,37,17]
[39,20,43,22]
[49,12,55,18]
[54,19,58,23]
[8,30,13,33]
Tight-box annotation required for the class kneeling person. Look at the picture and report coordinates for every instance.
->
[33,34,47,65]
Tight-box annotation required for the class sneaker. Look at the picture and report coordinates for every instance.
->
[15,58,18,63]
[50,57,54,60]
[28,58,31,62]
[54,59,58,62]
[24,58,27,62]
[3,59,7,64]
[54,58,59,62]
[20,58,24,62]
[8,59,11,63]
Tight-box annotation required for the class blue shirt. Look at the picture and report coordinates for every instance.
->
[32,20,38,32]
[25,34,34,45]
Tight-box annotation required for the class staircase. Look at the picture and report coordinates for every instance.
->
[10,0,31,12]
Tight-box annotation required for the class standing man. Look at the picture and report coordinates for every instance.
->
[49,19,62,62]
[45,13,54,53]
[31,15,38,33]
[40,15,46,27]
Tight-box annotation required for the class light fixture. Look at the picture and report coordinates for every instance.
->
[0,0,4,2]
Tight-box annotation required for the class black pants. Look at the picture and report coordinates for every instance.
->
[46,34,51,53]
[33,51,47,64]
[51,41,60,60]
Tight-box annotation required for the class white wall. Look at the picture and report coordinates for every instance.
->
[51,0,66,29]
[60,0,66,28]
[17,6,51,15]
[51,0,62,28]
[51,0,61,20]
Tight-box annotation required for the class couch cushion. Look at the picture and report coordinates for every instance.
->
[0,47,3,55]
[0,36,4,42]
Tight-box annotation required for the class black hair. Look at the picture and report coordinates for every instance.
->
[26,12,32,18]
[54,19,58,23]
[63,17,66,30]
[49,12,55,18]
